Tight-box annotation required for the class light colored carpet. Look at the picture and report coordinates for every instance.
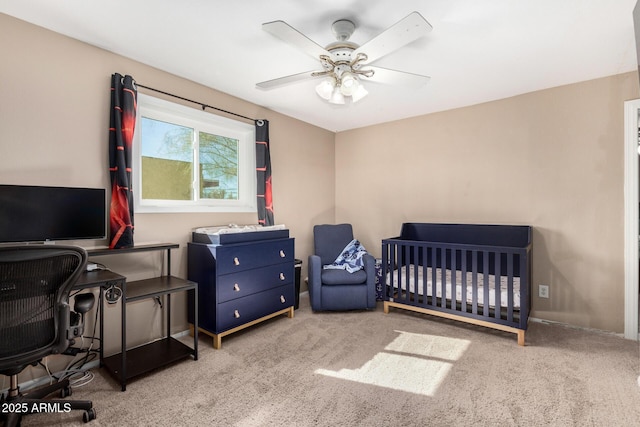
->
[17,294,640,426]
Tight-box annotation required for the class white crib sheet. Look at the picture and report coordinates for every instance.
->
[387,265,521,309]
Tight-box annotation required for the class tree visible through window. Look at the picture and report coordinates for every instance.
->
[199,132,238,200]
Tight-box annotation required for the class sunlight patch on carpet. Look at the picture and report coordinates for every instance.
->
[315,331,470,396]
[385,330,470,360]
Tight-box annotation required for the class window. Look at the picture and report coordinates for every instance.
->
[134,94,256,213]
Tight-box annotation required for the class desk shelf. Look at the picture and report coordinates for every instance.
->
[126,276,196,301]
[87,243,179,257]
[102,337,194,384]
[86,243,198,391]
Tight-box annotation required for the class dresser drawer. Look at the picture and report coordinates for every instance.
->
[216,238,294,275]
[217,263,294,303]
[216,284,294,332]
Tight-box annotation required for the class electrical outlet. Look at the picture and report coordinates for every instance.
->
[539,284,549,298]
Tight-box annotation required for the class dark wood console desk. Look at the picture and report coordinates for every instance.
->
[75,243,198,391]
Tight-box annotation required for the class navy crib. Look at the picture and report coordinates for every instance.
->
[382,223,532,345]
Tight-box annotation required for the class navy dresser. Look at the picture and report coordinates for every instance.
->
[187,229,295,349]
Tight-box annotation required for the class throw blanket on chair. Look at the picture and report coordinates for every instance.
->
[323,239,368,273]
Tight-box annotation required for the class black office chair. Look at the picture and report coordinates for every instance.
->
[0,245,97,426]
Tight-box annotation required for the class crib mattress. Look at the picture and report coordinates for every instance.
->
[387,265,521,309]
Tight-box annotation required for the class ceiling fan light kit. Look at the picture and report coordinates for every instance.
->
[339,72,358,96]
[315,77,336,100]
[314,68,369,104]
[350,83,368,103]
[316,72,365,104]
[258,11,433,105]
[330,87,346,105]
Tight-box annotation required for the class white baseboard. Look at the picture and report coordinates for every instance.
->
[528,317,625,339]
[1,359,101,396]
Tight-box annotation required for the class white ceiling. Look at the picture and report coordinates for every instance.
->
[1,0,638,132]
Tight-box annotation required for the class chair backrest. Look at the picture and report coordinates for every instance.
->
[0,245,87,375]
[313,224,355,265]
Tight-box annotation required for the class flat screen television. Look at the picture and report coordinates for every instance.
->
[0,184,107,243]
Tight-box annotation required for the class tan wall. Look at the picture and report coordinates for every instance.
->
[1,11,639,384]
[335,72,639,333]
[0,14,335,367]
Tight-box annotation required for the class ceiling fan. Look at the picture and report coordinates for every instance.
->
[256,11,433,105]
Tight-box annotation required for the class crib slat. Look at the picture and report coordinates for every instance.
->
[383,243,389,300]
[421,246,428,307]
[507,254,522,322]
[472,251,477,314]
[403,244,409,303]
[495,252,501,320]
[519,251,529,330]
[451,248,457,311]
[440,247,446,309]
[389,243,396,300]
[483,250,489,317]
[431,246,437,307]
[411,245,419,304]
[461,249,467,313]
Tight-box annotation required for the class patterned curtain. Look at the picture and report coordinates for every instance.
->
[108,73,137,248]
[255,119,274,226]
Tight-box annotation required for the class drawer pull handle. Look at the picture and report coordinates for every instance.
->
[280,295,286,303]
[233,283,240,292]
[280,272,285,280]
[279,250,285,258]
[233,257,240,266]
[234,310,240,318]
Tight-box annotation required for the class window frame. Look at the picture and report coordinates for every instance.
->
[133,93,256,213]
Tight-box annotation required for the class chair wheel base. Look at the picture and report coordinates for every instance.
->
[83,408,97,423]
[60,385,72,398]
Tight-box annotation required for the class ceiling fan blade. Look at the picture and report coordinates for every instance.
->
[365,66,430,87]
[263,20,330,60]
[256,70,318,90]
[353,12,433,64]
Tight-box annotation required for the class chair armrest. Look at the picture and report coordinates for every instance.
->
[363,254,376,308]
[308,254,323,310]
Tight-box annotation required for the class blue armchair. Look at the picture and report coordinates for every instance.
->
[308,224,376,311]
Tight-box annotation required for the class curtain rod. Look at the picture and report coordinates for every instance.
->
[136,83,257,123]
